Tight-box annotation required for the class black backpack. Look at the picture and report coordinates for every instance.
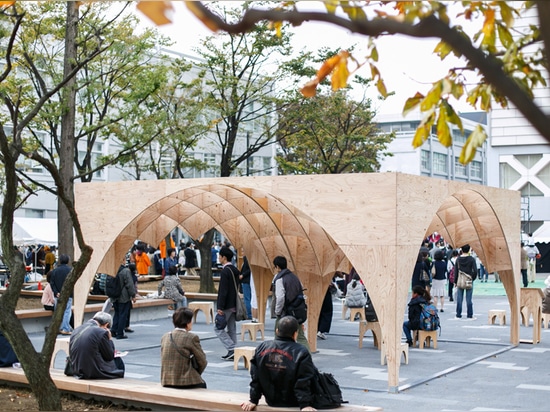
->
[105,269,123,299]
[286,293,308,324]
[312,371,346,409]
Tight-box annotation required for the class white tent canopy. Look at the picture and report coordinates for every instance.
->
[13,217,57,246]
[533,223,550,244]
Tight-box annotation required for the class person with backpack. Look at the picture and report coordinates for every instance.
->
[110,262,136,340]
[403,285,431,347]
[447,249,459,302]
[454,244,478,320]
[272,256,310,351]
[241,316,318,411]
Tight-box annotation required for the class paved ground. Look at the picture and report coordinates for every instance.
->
[32,273,550,412]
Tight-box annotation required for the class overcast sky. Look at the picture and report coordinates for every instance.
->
[134,1,475,118]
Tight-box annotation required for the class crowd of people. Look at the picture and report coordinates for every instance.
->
[7,233,546,411]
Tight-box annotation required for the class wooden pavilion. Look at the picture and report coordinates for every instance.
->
[73,172,521,392]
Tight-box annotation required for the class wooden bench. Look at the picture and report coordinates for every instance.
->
[0,367,382,411]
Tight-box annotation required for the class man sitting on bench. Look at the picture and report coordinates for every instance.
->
[69,311,125,379]
[241,316,317,411]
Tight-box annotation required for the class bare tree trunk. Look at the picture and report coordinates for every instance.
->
[196,229,216,293]
[58,0,78,259]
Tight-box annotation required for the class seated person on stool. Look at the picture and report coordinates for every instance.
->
[241,316,317,411]
[403,285,431,347]
[344,273,367,321]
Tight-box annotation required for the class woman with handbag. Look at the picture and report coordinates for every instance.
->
[160,307,208,388]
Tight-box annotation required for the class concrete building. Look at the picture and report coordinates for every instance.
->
[376,111,488,186]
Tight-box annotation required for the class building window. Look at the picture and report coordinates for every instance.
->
[203,153,218,178]
[500,163,521,188]
[538,163,550,187]
[78,141,104,179]
[521,182,543,197]
[25,209,44,218]
[470,160,482,179]
[516,154,542,169]
[433,152,447,174]
[421,150,430,172]
[452,129,468,144]
[455,157,467,177]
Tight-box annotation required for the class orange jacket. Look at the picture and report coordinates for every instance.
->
[135,251,151,275]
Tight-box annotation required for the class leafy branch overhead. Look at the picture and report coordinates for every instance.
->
[138,1,550,165]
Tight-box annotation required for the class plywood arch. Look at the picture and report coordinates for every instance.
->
[74,173,520,392]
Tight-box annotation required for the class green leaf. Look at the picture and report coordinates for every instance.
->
[497,23,513,48]
[500,2,515,27]
[434,41,453,60]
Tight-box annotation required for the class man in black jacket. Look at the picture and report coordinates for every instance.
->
[272,256,310,351]
[215,246,240,361]
[454,244,478,319]
[50,254,73,335]
[241,316,317,411]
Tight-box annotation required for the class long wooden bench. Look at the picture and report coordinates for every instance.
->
[0,367,382,411]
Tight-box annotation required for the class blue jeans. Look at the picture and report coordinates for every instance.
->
[456,286,474,318]
[403,320,413,342]
[241,283,252,319]
[55,297,72,332]
[176,296,188,309]
[479,264,487,281]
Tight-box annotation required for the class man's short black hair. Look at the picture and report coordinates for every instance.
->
[461,244,471,253]
[273,256,287,270]
[58,254,69,265]
[277,316,299,339]
[219,246,234,261]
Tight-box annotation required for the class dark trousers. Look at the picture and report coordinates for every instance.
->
[521,269,528,288]
[112,301,131,338]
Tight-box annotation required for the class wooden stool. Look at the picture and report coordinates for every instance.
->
[358,320,382,349]
[234,346,256,370]
[348,307,365,322]
[188,301,215,325]
[541,313,550,329]
[414,330,438,349]
[241,322,265,341]
[381,342,409,365]
[488,309,506,326]
[50,337,70,368]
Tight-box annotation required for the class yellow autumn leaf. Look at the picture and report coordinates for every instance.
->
[376,78,388,97]
[459,125,487,164]
[403,92,425,116]
[269,21,283,37]
[436,107,452,147]
[0,1,15,6]
[442,101,463,132]
[412,125,429,149]
[324,0,339,14]
[331,57,349,91]
[420,81,442,111]
[481,8,496,48]
[137,1,174,26]
[185,1,220,32]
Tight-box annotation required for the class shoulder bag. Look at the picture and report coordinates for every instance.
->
[169,332,199,370]
[456,260,473,290]
[228,266,248,321]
